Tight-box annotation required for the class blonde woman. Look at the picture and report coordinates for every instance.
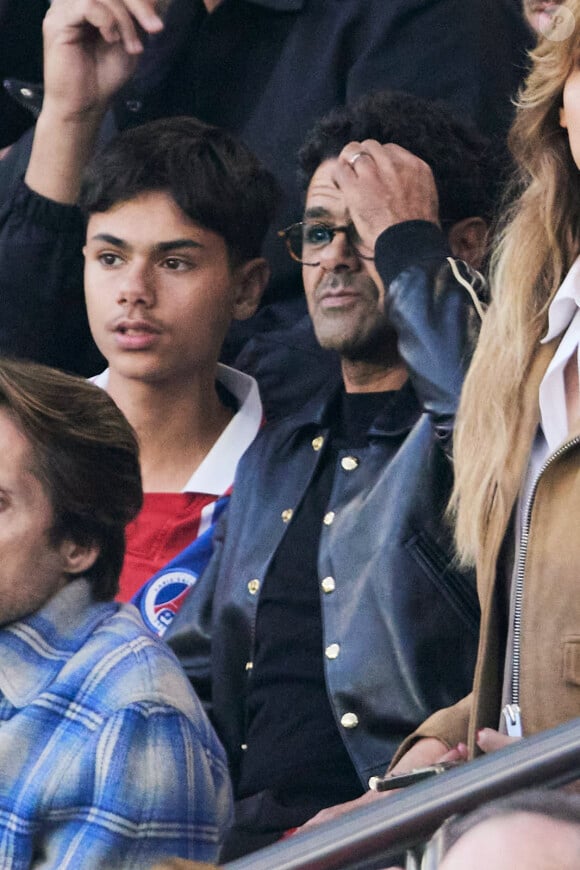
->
[392,0,580,772]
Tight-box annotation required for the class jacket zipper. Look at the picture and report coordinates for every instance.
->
[502,434,580,737]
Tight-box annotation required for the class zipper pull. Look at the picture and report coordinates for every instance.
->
[502,703,523,737]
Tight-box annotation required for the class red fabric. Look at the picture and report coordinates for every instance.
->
[117,492,218,602]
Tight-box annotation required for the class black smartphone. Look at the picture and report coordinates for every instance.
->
[368,760,461,792]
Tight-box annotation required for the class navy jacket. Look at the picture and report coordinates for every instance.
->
[166,221,482,789]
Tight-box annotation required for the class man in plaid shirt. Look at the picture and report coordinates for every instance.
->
[0,358,232,869]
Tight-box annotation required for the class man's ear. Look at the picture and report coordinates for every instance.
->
[232,258,270,321]
[60,539,101,577]
[447,217,488,270]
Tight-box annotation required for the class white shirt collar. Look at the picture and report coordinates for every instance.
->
[541,254,580,344]
[90,363,262,495]
[538,255,580,452]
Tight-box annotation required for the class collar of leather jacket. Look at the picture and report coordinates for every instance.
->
[293,378,421,439]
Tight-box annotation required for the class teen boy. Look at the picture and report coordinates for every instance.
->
[0,0,279,632]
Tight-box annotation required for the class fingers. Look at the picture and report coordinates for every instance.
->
[300,791,382,831]
[47,0,164,54]
[334,140,381,186]
[344,149,373,172]
[438,743,469,763]
[337,139,427,178]
[476,728,521,754]
[106,0,164,38]
[329,139,440,239]
[84,0,163,52]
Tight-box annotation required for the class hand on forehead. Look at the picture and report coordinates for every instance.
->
[329,139,440,248]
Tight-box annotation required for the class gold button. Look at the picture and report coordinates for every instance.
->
[321,576,336,593]
[312,436,324,451]
[247,579,260,595]
[325,643,340,660]
[245,661,253,671]
[323,511,335,526]
[241,743,248,751]
[341,712,359,729]
[341,456,359,471]
[281,508,294,523]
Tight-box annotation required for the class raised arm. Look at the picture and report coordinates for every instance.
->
[331,139,484,435]
[0,1,168,373]
[26,0,165,204]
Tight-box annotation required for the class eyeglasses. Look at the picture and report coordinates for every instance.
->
[278,221,375,266]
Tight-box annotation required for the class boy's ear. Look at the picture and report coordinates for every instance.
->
[232,258,270,321]
[59,539,100,577]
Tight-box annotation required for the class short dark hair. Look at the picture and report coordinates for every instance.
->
[79,116,280,263]
[440,788,580,856]
[298,90,503,226]
[0,358,142,601]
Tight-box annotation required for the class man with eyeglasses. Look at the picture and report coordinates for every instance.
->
[167,90,490,858]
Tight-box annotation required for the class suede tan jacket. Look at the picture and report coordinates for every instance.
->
[398,338,580,758]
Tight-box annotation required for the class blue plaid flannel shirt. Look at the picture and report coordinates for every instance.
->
[0,580,232,869]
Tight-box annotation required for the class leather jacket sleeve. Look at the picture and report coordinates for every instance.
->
[375,219,485,443]
[375,220,484,761]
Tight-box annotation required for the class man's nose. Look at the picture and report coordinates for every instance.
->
[116,262,155,306]
[317,230,359,272]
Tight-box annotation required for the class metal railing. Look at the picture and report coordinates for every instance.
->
[225,717,580,870]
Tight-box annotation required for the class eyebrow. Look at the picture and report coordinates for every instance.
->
[303,206,334,220]
[89,234,204,252]
[303,206,350,224]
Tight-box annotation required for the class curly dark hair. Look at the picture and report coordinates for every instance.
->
[298,89,505,226]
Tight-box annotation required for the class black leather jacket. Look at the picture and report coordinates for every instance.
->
[167,221,482,790]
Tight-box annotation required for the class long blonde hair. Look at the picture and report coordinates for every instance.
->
[451,0,580,565]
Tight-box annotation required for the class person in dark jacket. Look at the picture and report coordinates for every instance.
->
[234,89,501,421]
[0,5,280,630]
[165,95,487,859]
[0,0,531,370]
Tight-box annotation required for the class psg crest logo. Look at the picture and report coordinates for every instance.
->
[142,570,199,635]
